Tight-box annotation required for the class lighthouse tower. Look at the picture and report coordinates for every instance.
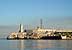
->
[19,24,24,33]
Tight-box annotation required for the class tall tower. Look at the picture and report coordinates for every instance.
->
[19,24,24,32]
[40,19,43,29]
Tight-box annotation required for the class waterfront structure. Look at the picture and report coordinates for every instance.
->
[7,22,72,40]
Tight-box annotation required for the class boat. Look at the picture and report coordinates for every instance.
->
[7,32,18,40]
[7,24,25,39]
[17,32,27,39]
[61,35,67,39]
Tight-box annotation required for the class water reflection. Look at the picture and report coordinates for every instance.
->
[20,40,24,50]
[17,40,24,50]
[18,40,38,50]
[17,40,72,50]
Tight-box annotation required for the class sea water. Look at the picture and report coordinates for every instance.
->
[0,39,72,50]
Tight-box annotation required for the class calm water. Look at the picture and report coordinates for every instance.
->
[0,40,72,50]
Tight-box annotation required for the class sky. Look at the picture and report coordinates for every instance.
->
[0,0,72,29]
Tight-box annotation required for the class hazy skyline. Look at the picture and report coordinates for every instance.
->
[0,0,72,29]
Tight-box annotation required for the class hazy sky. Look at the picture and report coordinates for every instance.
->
[0,0,72,29]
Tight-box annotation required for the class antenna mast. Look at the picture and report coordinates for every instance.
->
[40,19,43,29]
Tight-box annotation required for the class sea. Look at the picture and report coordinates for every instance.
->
[0,40,72,50]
